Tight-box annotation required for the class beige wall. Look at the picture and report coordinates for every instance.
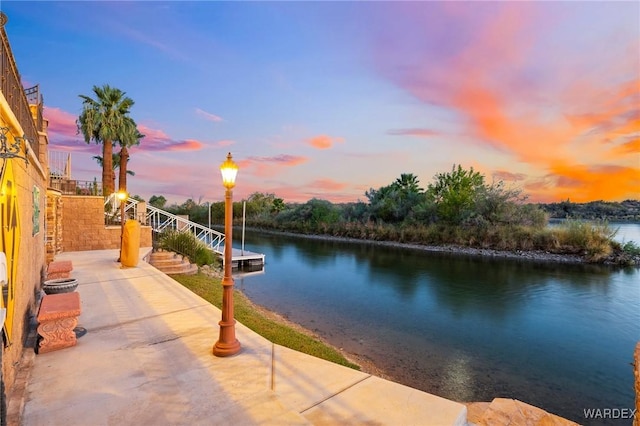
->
[61,195,151,252]
[0,155,47,393]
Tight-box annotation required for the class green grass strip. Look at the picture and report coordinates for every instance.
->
[171,272,360,370]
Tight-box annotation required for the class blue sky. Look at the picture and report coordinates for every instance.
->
[2,1,639,204]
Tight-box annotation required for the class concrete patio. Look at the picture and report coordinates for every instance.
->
[10,248,468,425]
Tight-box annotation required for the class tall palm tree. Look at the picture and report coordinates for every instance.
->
[117,121,144,194]
[93,153,136,191]
[77,84,134,196]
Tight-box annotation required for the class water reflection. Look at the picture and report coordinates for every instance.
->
[235,230,639,424]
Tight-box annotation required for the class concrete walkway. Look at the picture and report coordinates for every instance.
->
[15,249,468,425]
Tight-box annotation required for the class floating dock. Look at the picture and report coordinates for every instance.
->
[227,248,265,269]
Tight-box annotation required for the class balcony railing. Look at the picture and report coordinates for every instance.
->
[0,12,41,160]
[49,177,102,196]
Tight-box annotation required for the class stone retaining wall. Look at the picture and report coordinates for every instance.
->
[61,195,151,252]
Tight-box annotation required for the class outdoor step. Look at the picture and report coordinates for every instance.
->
[160,263,198,275]
[147,251,198,275]
[148,251,182,261]
[149,257,190,267]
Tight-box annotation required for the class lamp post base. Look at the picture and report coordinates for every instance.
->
[213,336,241,357]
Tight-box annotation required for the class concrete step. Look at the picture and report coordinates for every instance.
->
[148,251,182,261]
[162,263,198,275]
[149,257,190,267]
[148,251,198,275]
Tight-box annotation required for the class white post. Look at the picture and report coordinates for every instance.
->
[208,201,211,229]
[242,200,246,255]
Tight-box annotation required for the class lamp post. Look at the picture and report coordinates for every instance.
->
[213,152,241,357]
[117,190,127,262]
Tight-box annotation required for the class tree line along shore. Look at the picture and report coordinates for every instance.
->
[148,166,639,266]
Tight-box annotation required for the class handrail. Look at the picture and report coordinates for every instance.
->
[0,13,41,160]
[103,193,226,253]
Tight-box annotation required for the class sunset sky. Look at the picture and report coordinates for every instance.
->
[3,1,639,205]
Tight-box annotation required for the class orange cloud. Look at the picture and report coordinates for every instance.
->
[374,2,639,201]
[611,138,640,156]
[307,135,344,150]
[532,163,640,202]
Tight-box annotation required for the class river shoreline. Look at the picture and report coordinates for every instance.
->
[225,229,637,419]
[238,226,640,267]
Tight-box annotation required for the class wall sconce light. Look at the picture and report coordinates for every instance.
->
[0,127,29,165]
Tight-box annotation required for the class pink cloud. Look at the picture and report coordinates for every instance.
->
[195,108,223,123]
[307,135,344,150]
[216,140,235,147]
[387,128,440,138]
[244,154,308,166]
[238,154,309,178]
[134,124,204,152]
[44,108,204,152]
[45,107,79,138]
[492,170,527,182]
[308,179,348,191]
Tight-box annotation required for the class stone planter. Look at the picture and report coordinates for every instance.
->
[42,278,78,295]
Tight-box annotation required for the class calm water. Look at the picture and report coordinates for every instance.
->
[233,229,640,424]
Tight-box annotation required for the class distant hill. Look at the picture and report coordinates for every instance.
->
[537,199,640,222]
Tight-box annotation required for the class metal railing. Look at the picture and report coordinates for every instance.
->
[50,177,102,196]
[103,193,226,253]
[0,13,41,160]
[49,150,71,179]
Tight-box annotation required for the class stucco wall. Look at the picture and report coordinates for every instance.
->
[61,195,151,252]
[0,155,47,394]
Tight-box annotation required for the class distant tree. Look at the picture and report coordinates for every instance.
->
[276,198,340,225]
[210,201,224,223]
[366,173,425,223]
[245,192,277,217]
[78,84,135,196]
[393,173,422,194]
[427,165,485,224]
[148,195,167,209]
[272,198,285,213]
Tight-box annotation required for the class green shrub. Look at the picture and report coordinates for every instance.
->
[551,219,615,261]
[622,240,640,255]
[157,229,220,267]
